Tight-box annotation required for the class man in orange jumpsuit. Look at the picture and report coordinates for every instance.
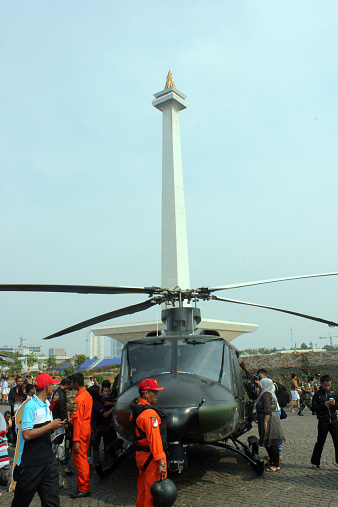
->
[131,378,167,507]
[70,373,93,499]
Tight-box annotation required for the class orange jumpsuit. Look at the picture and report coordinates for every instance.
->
[134,398,167,507]
[72,386,93,493]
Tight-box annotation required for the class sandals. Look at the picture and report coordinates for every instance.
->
[266,466,280,472]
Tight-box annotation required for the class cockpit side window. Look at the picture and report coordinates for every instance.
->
[220,344,232,389]
[230,349,242,398]
[120,346,130,393]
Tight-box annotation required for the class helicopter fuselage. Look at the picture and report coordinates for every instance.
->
[113,333,251,470]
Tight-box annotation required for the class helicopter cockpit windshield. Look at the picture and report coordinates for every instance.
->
[177,338,231,388]
[120,339,173,390]
[120,337,232,392]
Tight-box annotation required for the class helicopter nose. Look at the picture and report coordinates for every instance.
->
[165,406,199,441]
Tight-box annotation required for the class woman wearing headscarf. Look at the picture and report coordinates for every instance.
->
[256,377,284,471]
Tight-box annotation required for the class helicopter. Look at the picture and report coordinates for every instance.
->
[2,74,338,476]
[1,275,338,475]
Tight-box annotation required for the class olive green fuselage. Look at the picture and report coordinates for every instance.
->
[114,334,246,445]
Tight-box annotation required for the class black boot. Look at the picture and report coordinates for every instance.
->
[70,491,90,499]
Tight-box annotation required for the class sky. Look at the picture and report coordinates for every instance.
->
[1,1,338,357]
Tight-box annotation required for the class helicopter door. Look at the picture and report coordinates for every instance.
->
[230,350,244,401]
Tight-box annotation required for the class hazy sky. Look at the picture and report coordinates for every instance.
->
[1,1,338,357]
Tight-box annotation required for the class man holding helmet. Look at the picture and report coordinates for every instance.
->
[130,378,167,507]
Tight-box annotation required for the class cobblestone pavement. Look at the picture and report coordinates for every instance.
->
[1,404,338,506]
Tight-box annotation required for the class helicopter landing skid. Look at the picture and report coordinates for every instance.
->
[96,443,136,477]
[211,436,264,475]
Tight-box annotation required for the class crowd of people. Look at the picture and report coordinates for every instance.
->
[0,372,122,503]
[254,368,338,473]
[0,368,337,505]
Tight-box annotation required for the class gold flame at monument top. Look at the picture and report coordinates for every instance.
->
[165,70,176,89]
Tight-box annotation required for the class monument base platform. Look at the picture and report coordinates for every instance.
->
[92,319,258,345]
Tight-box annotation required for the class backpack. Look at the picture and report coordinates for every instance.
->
[129,398,168,451]
[275,382,290,408]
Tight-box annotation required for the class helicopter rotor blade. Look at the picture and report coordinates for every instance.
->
[212,295,338,327]
[205,272,338,293]
[43,298,159,340]
[0,284,160,295]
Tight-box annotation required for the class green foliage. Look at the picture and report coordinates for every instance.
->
[9,361,23,374]
[26,353,38,368]
[300,343,308,349]
[324,345,338,351]
[95,373,104,384]
[46,355,57,368]
[74,354,88,371]
[64,366,73,376]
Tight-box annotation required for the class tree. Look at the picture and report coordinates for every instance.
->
[26,353,38,368]
[74,354,88,371]
[64,366,73,376]
[95,373,104,384]
[300,343,308,350]
[46,356,57,369]
[9,361,22,375]
[323,345,338,351]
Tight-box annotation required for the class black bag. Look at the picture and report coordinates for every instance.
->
[275,382,290,408]
[280,407,287,420]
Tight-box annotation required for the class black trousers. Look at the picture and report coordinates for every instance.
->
[311,420,338,466]
[11,460,60,507]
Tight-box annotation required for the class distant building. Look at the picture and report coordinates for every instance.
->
[0,346,16,354]
[86,332,104,360]
[17,354,72,372]
[0,344,44,357]
[49,347,66,357]
[111,338,123,359]
[20,345,44,356]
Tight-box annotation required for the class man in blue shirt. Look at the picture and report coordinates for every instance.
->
[11,373,65,507]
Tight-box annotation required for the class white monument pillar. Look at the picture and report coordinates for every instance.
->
[152,71,190,290]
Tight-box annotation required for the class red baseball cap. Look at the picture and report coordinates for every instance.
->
[35,373,60,390]
[138,378,164,391]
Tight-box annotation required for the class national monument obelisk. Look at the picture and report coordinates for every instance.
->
[152,71,190,291]
[92,73,257,344]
